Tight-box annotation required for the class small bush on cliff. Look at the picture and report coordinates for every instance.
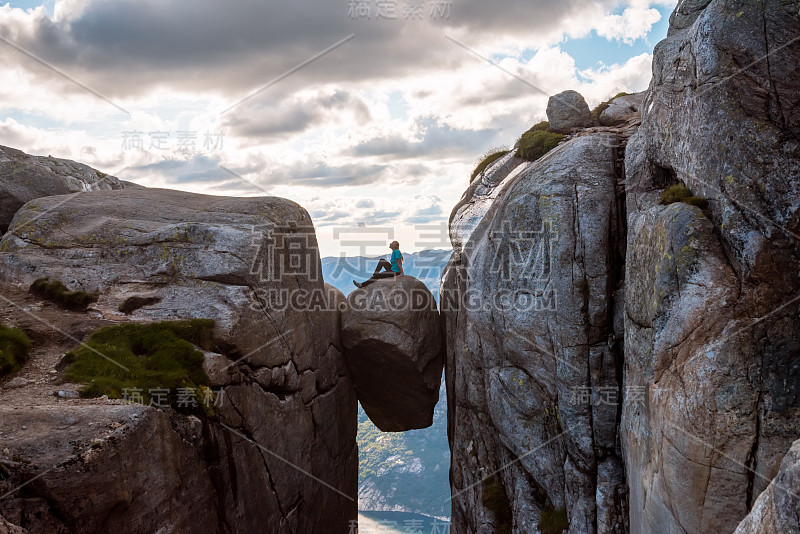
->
[515,129,564,162]
[482,474,513,533]
[531,120,550,131]
[0,325,32,378]
[30,279,99,311]
[539,506,569,534]
[471,149,510,182]
[659,184,709,210]
[63,319,215,410]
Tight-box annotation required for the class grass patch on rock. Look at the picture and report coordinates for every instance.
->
[471,149,510,182]
[659,184,710,210]
[63,319,215,410]
[515,129,564,162]
[30,279,99,311]
[482,474,513,533]
[0,325,32,378]
[119,296,162,315]
[539,506,569,534]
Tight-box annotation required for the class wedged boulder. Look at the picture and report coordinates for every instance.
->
[734,438,800,534]
[621,1,800,532]
[546,90,594,133]
[0,145,128,233]
[0,187,357,533]
[341,276,444,432]
[599,92,644,126]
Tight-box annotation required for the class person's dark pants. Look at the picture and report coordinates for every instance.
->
[361,259,397,287]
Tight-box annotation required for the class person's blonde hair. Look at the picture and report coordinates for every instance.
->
[389,241,400,249]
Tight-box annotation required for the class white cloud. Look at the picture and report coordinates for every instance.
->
[0,0,677,252]
[594,1,664,44]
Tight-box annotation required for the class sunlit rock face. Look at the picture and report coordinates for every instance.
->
[442,129,632,533]
[342,275,444,432]
[621,0,800,532]
[546,90,595,133]
[0,187,357,533]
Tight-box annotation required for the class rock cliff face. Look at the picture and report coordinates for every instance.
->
[442,125,633,532]
[734,438,800,534]
[0,405,218,534]
[0,188,357,533]
[621,0,800,532]
[0,145,130,233]
[443,0,800,533]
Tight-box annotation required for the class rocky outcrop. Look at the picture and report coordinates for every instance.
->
[621,1,800,532]
[0,188,357,533]
[442,119,632,531]
[0,514,27,534]
[546,90,594,133]
[0,145,129,233]
[599,93,644,126]
[443,0,800,522]
[734,438,800,534]
[342,276,444,432]
[0,405,217,533]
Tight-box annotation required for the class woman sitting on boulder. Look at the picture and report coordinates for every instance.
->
[353,241,404,288]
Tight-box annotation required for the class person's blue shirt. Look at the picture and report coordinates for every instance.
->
[390,249,403,273]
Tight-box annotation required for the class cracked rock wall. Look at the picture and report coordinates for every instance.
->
[0,188,357,533]
[621,0,800,532]
[442,131,630,533]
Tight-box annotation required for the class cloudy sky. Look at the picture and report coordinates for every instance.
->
[0,0,676,256]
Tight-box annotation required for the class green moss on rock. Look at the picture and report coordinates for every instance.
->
[0,325,32,378]
[482,474,513,533]
[515,129,564,162]
[539,506,569,534]
[30,279,99,310]
[659,184,710,212]
[63,319,215,410]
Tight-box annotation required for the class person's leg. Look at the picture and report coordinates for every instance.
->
[355,261,395,287]
[360,271,397,287]
[372,258,392,275]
